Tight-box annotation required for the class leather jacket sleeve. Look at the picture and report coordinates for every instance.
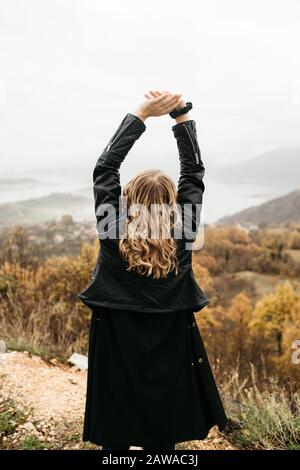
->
[172,119,205,242]
[93,113,146,236]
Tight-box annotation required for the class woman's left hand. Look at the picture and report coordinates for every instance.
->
[146,90,186,111]
[133,91,182,121]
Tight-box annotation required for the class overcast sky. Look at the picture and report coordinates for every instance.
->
[1,0,300,188]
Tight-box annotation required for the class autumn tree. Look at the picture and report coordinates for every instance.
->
[227,292,253,359]
[250,281,299,356]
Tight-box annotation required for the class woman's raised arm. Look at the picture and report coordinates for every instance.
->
[93,113,147,238]
[144,90,205,243]
[171,101,206,243]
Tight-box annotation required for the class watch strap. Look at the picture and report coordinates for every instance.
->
[169,101,193,119]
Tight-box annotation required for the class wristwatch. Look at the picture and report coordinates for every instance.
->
[169,101,193,119]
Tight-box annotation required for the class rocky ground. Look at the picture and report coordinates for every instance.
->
[0,351,238,450]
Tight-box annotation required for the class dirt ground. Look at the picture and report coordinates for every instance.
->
[0,351,238,450]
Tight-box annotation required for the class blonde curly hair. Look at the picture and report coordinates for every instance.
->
[119,169,180,279]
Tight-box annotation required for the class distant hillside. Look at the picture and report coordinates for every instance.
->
[0,192,93,228]
[217,188,300,227]
[0,177,42,187]
[213,147,300,185]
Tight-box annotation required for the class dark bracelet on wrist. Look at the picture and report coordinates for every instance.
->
[169,101,193,119]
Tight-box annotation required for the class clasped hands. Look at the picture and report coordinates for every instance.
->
[133,90,186,122]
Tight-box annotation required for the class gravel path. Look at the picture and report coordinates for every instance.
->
[0,351,237,450]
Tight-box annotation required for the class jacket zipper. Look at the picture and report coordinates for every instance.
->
[105,120,124,151]
[183,123,200,164]
[106,119,135,151]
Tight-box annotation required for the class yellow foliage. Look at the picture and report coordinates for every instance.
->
[192,262,214,293]
[0,240,99,358]
[250,281,300,356]
[228,292,253,326]
[251,281,299,334]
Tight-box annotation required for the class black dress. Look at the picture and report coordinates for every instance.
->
[82,306,228,447]
[78,112,228,447]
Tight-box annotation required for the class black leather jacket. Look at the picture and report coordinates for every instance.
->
[77,112,209,313]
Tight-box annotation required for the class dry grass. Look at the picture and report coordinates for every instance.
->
[221,365,300,449]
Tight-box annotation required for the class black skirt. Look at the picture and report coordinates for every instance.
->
[82,307,228,448]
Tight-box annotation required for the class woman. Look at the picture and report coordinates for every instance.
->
[77,90,228,451]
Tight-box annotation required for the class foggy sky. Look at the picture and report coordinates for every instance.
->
[1,0,300,188]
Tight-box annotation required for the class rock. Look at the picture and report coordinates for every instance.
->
[68,378,78,385]
[67,353,88,370]
[0,340,6,354]
[22,422,37,432]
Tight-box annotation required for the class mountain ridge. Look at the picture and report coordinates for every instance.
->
[217,188,300,226]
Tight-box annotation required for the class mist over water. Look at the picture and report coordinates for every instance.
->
[0,173,295,224]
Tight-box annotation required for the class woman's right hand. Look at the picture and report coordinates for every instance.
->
[133,91,182,120]
[145,90,187,112]
[146,90,191,124]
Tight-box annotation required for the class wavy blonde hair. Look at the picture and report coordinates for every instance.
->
[119,169,180,279]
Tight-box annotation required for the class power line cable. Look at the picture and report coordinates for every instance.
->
[1,74,300,127]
